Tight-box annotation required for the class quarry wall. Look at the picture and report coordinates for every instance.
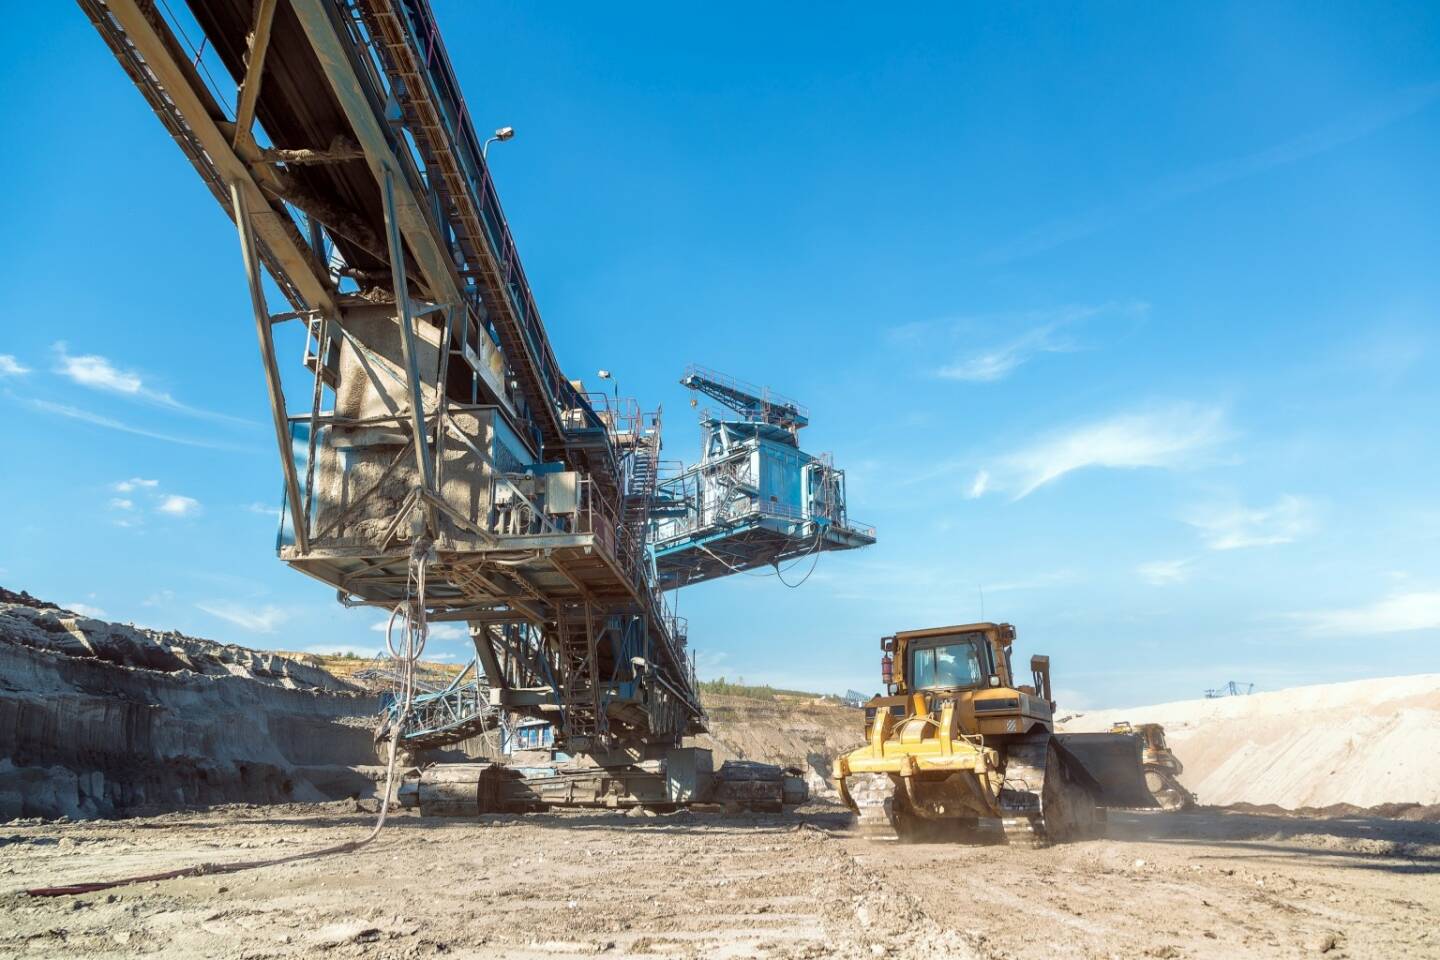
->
[0,599,380,819]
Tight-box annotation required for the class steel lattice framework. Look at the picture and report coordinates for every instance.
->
[79,0,876,760]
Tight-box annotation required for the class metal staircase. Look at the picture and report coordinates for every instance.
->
[622,411,662,563]
[556,603,606,746]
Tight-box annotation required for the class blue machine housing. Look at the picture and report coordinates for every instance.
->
[649,368,876,589]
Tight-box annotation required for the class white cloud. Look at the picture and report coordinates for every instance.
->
[978,403,1227,499]
[246,501,278,515]
[1137,558,1194,586]
[114,478,159,493]
[939,319,1077,383]
[1186,495,1314,550]
[926,302,1148,384]
[51,342,254,427]
[965,470,990,499]
[53,344,146,394]
[62,602,107,618]
[197,602,289,634]
[1293,590,1440,636]
[157,494,201,517]
[0,354,30,376]
[109,497,135,510]
[142,590,176,607]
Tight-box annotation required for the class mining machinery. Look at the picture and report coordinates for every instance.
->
[652,365,875,589]
[835,623,1155,844]
[1109,722,1197,810]
[80,0,873,812]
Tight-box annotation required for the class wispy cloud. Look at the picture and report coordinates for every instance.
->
[245,501,278,516]
[109,497,135,511]
[1186,495,1315,550]
[974,403,1227,499]
[938,322,1076,382]
[62,601,107,618]
[51,342,253,427]
[0,354,30,376]
[197,601,288,634]
[896,302,1148,384]
[935,303,1147,382]
[157,494,201,517]
[1137,558,1194,586]
[25,398,255,451]
[989,81,1440,262]
[1292,589,1440,636]
[114,478,159,493]
[965,470,990,499]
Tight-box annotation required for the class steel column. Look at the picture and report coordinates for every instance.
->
[380,166,438,497]
[231,182,309,553]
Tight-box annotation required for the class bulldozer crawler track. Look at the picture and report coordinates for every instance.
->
[1000,735,1103,846]
[1145,766,1196,811]
[846,772,902,840]
[998,737,1048,845]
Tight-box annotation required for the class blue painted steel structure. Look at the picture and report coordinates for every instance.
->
[652,367,876,589]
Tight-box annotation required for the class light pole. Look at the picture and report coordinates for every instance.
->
[482,125,515,160]
[597,369,618,404]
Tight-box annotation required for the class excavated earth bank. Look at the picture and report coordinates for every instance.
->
[0,593,380,820]
[691,692,863,798]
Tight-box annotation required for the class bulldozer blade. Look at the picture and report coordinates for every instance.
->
[1052,733,1158,809]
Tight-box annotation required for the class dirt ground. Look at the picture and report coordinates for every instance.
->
[2,802,1438,960]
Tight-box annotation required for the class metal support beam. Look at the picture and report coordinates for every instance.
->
[286,0,513,413]
[380,165,437,497]
[231,0,277,151]
[232,182,309,553]
[471,624,508,691]
[96,0,336,318]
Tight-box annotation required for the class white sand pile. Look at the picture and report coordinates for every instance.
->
[1061,674,1440,809]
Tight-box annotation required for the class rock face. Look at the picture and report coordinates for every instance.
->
[0,601,381,820]
[691,693,864,799]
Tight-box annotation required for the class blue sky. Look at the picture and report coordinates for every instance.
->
[1,2,1437,708]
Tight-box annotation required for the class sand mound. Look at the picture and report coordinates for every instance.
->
[1062,674,1440,809]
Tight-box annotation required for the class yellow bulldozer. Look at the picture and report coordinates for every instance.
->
[1109,721,1197,810]
[834,622,1155,844]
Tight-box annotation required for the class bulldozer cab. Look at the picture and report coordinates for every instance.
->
[887,622,1020,695]
[884,622,1053,709]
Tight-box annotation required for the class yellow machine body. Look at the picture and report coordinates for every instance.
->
[835,622,1153,843]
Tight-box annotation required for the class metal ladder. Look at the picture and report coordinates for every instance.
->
[556,603,606,745]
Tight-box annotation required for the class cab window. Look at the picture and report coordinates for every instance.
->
[910,639,985,690]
